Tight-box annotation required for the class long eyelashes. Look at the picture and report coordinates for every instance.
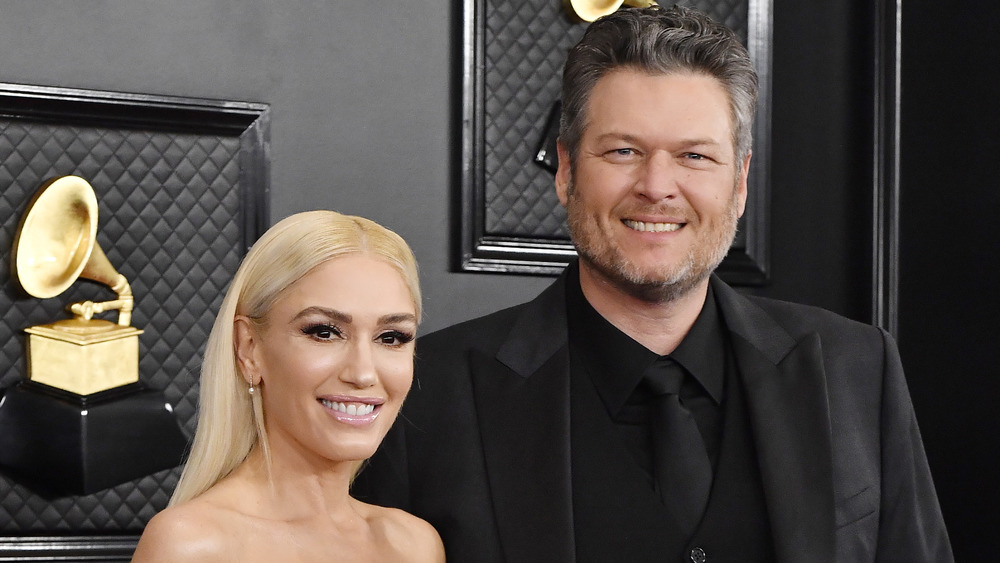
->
[302,323,342,340]
[301,324,414,346]
[379,330,415,346]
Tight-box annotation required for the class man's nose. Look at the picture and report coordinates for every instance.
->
[634,151,680,202]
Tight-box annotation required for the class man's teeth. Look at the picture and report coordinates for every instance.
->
[320,399,375,416]
[624,219,682,232]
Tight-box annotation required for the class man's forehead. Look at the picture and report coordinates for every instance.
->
[581,70,735,148]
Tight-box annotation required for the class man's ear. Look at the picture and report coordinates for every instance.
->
[233,316,260,385]
[555,139,572,207]
[736,151,752,218]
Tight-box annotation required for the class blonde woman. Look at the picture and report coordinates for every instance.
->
[133,211,444,562]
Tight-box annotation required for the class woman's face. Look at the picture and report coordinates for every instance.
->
[236,254,417,466]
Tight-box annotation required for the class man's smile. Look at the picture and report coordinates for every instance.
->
[622,219,684,232]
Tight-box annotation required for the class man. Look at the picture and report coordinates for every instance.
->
[353,6,951,562]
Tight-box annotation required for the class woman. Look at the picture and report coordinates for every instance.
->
[133,210,444,562]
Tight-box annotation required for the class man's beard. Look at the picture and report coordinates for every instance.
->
[565,182,741,304]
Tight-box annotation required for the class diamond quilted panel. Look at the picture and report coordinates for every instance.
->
[483,0,748,238]
[0,118,244,532]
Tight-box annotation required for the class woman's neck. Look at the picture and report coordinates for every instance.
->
[237,443,360,521]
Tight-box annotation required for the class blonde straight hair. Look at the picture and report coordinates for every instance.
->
[169,210,421,505]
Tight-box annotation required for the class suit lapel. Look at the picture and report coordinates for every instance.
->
[713,278,836,562]
[472,276,575,562]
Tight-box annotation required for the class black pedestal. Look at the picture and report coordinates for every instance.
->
[0,381,189,496]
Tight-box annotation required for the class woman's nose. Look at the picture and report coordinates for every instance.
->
[341,342,377,388]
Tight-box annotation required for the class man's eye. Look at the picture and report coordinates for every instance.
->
[303,324,341,340]
[378,330,414,346]
[684,152,706,160]
[604,147,639,162]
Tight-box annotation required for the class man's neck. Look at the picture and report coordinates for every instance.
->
[577,263,709,356]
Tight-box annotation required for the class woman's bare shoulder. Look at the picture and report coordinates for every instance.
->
[364,503,445,563]
[132,499,238,562]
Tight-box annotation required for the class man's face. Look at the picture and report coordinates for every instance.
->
[556,69,750,302]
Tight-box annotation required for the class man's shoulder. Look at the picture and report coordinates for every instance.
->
[748,294,872,329]
[712,277,878,335]
[418,299,533,353]
[737,291,886,352]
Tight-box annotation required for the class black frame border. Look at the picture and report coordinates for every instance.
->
[0,82,270,561]
[871,0,901,336]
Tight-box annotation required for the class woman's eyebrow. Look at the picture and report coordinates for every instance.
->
[292,306,352,324]
[379,313,418,325]
[292,308,416,326]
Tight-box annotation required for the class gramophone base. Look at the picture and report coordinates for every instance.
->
[25,321,143,396]
[0,381,188,496]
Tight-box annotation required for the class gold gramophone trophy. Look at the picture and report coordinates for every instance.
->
[14,175,142,394]
[563,0,657,22]
[0,175,187,495]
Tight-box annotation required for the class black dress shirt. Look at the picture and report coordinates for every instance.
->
[565,268,728,475]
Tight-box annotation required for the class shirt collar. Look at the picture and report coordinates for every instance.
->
[671,283,725,405]
[566,264,726,415]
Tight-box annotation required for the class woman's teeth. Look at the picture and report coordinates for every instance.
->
[320,399,375,416]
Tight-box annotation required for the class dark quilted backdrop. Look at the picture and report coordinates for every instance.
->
[0,110,260,536]
[482,0,749,239]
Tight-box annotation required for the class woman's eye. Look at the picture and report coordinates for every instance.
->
[378,330,414,346]
[303,324,341,340]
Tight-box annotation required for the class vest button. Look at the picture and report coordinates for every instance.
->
[689,547,708,563]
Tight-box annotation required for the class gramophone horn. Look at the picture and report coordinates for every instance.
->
[565,0,657,22]
[11,175,133,325]
[11,176,100,299]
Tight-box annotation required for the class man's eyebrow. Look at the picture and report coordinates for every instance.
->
[594,132,642,144]
[593,132,723,148]
[678,138,722,147]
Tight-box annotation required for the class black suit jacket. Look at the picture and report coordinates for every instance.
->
[354,272,952,562]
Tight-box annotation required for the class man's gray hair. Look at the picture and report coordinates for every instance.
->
[559,5,758,166]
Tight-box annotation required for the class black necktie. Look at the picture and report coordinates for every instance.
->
[643,357,713,535]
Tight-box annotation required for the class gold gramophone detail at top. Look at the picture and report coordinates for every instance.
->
[11,175,143,396]
[564,0,657,22]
